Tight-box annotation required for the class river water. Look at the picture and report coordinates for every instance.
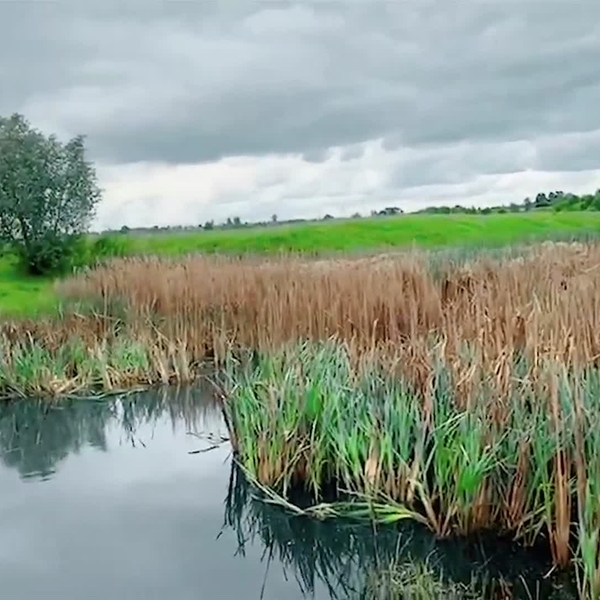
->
[0,387,576,600]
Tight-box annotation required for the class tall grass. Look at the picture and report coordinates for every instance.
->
[218,340,600,594]
[1,240,600,395]
[58,240,600,362]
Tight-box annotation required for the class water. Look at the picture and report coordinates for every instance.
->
[0,387,576,600]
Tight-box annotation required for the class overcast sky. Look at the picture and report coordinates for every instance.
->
[2,1,600,230]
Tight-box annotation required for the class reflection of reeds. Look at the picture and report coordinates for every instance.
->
[223,463,573,599]
[0,385,220,479]
[220,342,599,595]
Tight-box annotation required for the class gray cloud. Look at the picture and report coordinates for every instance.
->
[3,1,600,228]
[2,0,600,170]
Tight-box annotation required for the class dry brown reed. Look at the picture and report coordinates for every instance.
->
[54,241,600,372]
[1,240,599,399]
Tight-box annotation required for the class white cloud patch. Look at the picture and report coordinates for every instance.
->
[95,130,600,230]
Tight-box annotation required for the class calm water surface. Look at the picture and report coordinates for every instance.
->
[0,387,576,600]
[0,388,337,600]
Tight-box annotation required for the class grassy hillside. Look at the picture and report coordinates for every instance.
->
[2,211,600,318]
[121,212,600,255]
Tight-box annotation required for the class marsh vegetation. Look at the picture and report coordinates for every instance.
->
[0,390,576,599]
[3,240,600,597]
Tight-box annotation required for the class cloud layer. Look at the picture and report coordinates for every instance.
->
[2,1,600,228]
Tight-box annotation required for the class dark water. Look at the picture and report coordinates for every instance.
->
[0,387,576,600]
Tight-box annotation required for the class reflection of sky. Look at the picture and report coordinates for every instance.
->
[0,403,329,600]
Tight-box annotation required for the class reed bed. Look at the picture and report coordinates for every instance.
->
[58,241,600,367]
[220,341,599,596]
[2,240,600,593]
[2,240,600,396]
[0,243,600,597]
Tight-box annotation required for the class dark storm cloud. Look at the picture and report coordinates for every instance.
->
[1,0,600,172]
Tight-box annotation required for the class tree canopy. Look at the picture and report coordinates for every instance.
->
[0,113,102,275]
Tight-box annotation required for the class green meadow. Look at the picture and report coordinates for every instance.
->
[122,211,600,255]
[0,257,59,318]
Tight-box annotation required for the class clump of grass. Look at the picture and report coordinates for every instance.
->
[0,318,205,399]
[0,336,152,398]
[219,340,600,592]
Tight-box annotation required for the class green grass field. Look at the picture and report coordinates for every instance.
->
[2,211,600,318]
[124,212,600,255]
[0,257,58,318]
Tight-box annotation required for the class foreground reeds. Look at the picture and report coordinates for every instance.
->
[220,341,600,596]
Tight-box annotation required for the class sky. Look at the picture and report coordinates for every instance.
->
[2,1,600,231]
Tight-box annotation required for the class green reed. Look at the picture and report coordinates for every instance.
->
[0,336,153,399]
[221,341,600,595]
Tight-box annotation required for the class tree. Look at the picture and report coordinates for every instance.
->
[534,192,550,208]
[0,113,102,275]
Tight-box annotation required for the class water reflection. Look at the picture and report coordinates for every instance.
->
[0,386,330,600]
[0,385,222,481]
[0,388,577,600]
[222,464,576,600]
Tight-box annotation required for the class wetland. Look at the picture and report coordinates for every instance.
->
[3,240,600,598]
[0,387,577,599]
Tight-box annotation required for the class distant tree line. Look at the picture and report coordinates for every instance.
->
[112,207,405,236]
[108,190,600,238]
[415,190,600,215]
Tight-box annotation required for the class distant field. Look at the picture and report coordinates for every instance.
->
[121,212,600,256]
[2,211,600,318]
